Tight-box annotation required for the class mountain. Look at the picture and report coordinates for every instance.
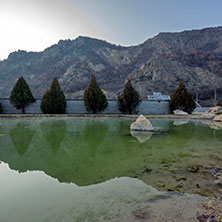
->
[1,26,222,105]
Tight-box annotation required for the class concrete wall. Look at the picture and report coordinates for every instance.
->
[0,99,170,114]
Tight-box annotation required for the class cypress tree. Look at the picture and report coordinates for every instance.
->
[84,75,108,113]
[118,80,141,114]
[40,78,66,114]
[170,80,196,114]
[10,76,35,114]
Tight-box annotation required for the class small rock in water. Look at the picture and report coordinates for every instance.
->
[188,166,199,173]
[175,176,187,181]
[173,110,189,116]
[214,179,222,186]
[134,208,149,219]
[143,168,152,173]
[130,115,156,131]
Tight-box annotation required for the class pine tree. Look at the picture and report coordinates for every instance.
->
[10,76,35,114]
[40,78,66,114]
[217,100,222,107]
[84,75,108,114]
[118,80,141,114]
[170,80,196,114]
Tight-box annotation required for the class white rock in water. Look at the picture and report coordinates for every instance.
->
[207,106,222,115]
[201,113,216,120]
[130,115,155,131]
[214,114,222,122]
[173,110,189,116]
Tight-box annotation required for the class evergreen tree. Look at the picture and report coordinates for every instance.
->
[217,100,222,107]
[170,80,196,114]
[41,78,66,114]
[84,75,108,113]
[10,76,35,114]
[118,80,141,114]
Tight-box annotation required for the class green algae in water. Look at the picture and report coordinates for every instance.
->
[0,118,220,221]
[0,118,221,186]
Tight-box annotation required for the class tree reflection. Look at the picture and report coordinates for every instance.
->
[40,120,67,155]
[84,121,108,157]
[10,122,35,156]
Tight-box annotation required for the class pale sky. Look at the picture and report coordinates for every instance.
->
[0,0,222,60]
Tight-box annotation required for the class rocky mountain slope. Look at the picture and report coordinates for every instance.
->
[1,26,222,105]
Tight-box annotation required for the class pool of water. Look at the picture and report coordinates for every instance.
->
[0,117,221,221]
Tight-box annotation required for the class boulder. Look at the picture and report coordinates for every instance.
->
[173,110,189,116]
[214,115,222,122]
[201,113,216,120]
[207,106,222,115]
[130,115,155,131]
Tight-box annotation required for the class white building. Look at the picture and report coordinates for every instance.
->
[147,92,170,101]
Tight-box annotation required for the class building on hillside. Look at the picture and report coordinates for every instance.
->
[147,92,170,101]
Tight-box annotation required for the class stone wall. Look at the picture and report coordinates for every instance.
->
[0,99,170,114]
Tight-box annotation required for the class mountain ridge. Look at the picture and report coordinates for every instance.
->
[1,26,222,105]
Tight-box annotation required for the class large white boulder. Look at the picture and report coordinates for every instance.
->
[214,114,222,122]
[173,110,189,116]
[130,115,155,131]
[207,106,222,115]
[201,113,216,120]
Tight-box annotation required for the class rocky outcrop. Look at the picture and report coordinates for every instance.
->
[201,113,216,120]
[130,115,155,131]
[214,115,222,122]
[207,106,222,115]
[201,106,222,120]
[173,110,189,116]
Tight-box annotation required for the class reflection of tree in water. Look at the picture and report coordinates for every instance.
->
[117,121,138,153]
[40,120,67,155]
[10,122,35,156]
[84,121,108,157]
[168,121,196,149]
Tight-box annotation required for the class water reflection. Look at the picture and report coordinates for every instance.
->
[9,122,35,156]
[130,131,153,143]
[84,121,108,157]
[173,120,188,126]
[0,163,205,222]
[40,120,66,155]
[0,118,221,187]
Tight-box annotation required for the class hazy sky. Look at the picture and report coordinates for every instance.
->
[0,0,222,60]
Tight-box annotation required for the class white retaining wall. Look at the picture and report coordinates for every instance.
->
[0,99,170,114]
